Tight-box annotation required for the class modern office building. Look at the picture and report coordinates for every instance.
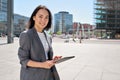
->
[0,13,29,37]
[0,0,29,37]
[0,0,7,22]
[14,14,29,37]
[0,0,7,35]
[94,0,120,39]
[54,11,73,33]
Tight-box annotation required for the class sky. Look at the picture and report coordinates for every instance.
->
[14,0,95,25]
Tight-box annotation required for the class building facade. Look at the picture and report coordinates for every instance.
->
[0,0,7,22]
[13,14,29,37]
[0,0,29,37]
[73,22,96,39]
[95,0,120,39]
[54,11,73,33]
[0,0,7,35]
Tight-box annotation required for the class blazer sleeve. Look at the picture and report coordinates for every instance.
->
[18,31,30,68]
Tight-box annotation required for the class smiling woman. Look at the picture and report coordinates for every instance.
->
[18,5,61,80]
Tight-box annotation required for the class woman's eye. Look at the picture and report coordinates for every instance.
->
[39,16,42,18]
[45,17,49,19]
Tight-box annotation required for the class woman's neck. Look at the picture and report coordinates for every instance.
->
[34,26,43,33]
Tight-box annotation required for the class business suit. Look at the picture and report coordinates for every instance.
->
[18,27,60,80]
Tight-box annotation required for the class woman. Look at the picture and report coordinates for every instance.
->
[18,5,61,80]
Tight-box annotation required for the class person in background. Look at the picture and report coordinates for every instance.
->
[18,5,61,80]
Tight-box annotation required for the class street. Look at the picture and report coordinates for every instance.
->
[0,37,120,80]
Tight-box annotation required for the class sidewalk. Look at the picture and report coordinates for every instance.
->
[0,37,120,80]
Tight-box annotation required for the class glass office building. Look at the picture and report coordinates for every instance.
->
[0,0,7,22]
[54,11,73,33]
[95,0,120,38]
[0,0,7,35]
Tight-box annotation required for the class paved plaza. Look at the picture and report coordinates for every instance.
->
[0,37,120,80]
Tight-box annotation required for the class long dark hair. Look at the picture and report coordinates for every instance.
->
[27,5,52,31]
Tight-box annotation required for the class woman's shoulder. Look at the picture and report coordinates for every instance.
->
[20,30,28,36]
[20,29,33,36]
[20,31,27,39]
[19,29,31,39]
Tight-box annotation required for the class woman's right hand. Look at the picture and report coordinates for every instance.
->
[42,60,55,69]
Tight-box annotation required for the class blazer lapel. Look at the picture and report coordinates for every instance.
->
[31,28,46,61]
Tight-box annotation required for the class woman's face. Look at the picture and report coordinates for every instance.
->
[33,9,49,32]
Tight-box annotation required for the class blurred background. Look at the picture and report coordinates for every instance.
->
[0,0,120,44]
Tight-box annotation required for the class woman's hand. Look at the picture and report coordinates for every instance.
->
[42,60,55,69]
[53,56,62,63]
[39,56,62,69]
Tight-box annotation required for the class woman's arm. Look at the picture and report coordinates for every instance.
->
[27,60,55,69]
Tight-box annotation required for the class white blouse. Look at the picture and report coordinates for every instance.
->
[37,32,49,59]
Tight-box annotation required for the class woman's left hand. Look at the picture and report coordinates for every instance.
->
[53,56,62,63]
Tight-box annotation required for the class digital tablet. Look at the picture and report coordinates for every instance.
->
[54,56,75,64]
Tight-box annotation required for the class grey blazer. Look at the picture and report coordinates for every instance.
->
[18,28,60,80]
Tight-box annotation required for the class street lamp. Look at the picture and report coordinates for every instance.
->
[78,23,82,43]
